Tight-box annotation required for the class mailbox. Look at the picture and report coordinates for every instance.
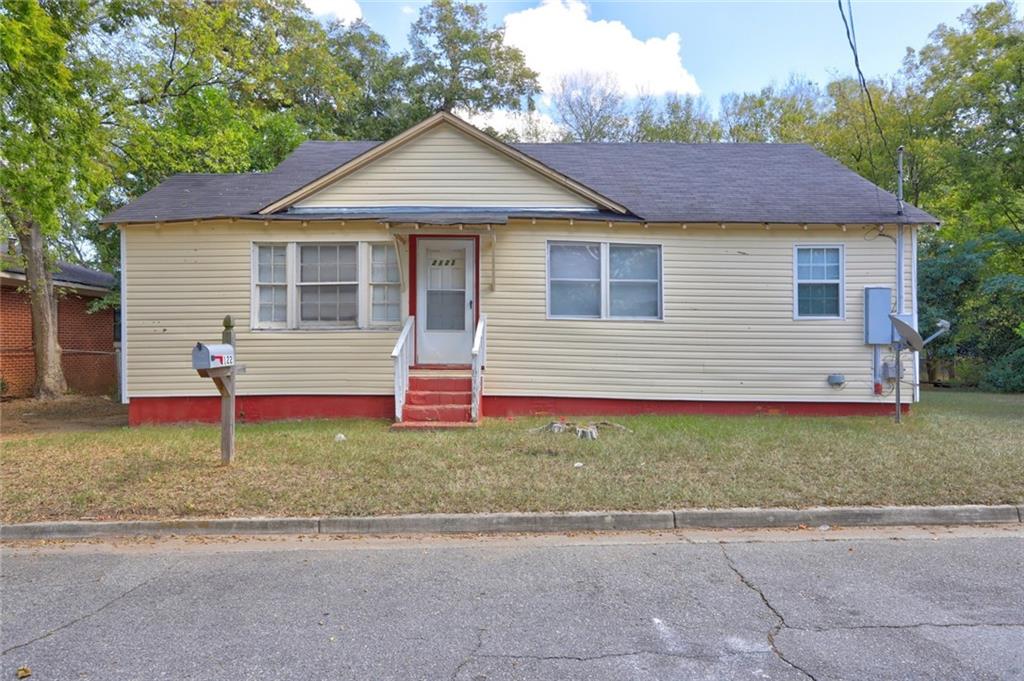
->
[192,342,235,370]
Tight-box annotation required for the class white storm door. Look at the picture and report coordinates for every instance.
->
[416,239,475,365]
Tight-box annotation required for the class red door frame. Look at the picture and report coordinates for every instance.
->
[408,234,481,364]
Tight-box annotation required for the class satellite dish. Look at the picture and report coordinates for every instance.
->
[890,314,924,352]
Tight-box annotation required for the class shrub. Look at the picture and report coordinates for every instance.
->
[981,347,1024,393]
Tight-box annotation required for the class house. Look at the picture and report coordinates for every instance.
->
[1,260,118,398]
[101,112,938,427]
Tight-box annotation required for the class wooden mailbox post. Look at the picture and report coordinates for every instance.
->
[193,316,244,465]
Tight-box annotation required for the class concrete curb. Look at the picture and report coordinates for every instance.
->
[1,505,1020,541]
[0,517,318,541]
[672,505,1021,529]
[321,511,675,535]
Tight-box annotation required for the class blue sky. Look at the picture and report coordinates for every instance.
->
[305,0,1000,132]
[352,0,981,105]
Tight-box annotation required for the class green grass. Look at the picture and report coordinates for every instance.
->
[2,390,1021,522]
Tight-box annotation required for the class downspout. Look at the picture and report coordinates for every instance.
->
[911,226,919,402]
[895,146,906,411]
[896,146,905,317]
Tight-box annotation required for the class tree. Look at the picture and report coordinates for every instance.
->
[2,0,358,397]
[905,1,1024,242]
[551,72,630,142]
[327,20,421,140]
[719,77,824,143]
[409,0,540,115]
[0,0,117,398]
[105,0,355,198]
[638,95,722,143]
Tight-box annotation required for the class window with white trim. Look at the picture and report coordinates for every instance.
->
[794,246,843,318]
[548,241,662,320]
[252,242,401,329]
[299,244,358,326]
[255,245,288,328]
[370,243,401,324]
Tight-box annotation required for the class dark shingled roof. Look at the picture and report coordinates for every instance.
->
[102,140,938,226]
[2,261,115,290]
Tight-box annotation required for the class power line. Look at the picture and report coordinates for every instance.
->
[837,0,893,166]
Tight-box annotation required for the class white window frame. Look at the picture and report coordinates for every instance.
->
[252,243,291,330]
[296,242,361,329]
[368,242,402,327]
[250,241,402,331]
[793,244,845,320]
[546,239,664,321]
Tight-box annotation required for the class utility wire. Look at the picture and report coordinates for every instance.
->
[837,0,893,166]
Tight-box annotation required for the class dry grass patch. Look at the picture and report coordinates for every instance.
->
[2,390,1021,522]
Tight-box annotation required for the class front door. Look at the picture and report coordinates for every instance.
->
[416,238,475,365]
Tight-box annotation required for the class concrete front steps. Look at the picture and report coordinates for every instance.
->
[391,370,477,430]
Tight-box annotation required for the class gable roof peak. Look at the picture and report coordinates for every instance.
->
[257,111,629,216]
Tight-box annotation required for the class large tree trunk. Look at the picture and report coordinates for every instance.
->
[16,219,66,399]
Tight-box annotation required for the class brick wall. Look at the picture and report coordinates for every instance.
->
[0,285,34,397]
[1,283,117,398]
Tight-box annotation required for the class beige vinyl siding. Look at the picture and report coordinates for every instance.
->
[124,219,916,404]
[124,221,406,397]
[294,125,597,210]
[479,222,913,403]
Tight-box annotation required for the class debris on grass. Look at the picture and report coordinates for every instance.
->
[530,420,633,439]
[334,433,347,443]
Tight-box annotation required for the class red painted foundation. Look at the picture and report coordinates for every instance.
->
[128,395,392,426]
[129,394,908,424]
[482,396,910,418]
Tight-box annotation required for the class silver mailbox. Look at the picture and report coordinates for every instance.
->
[192,342,235,370]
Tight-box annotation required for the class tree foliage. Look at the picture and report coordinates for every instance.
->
[409,0,539,115]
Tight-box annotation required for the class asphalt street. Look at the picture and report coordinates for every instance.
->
[2,525,1022,680]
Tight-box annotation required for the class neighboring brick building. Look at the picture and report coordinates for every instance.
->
[1,262,117,398]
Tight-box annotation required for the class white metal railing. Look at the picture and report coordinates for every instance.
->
[391,316,415,422]
[470,314,488,422]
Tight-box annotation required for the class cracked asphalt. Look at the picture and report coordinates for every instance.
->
[2,526,1022,680]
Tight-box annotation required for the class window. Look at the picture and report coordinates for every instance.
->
[548,241,662,320]
[253,242,401,330]
[549,242,601,317]
[610,244,661,318]
[794,246,843,319]
[299,244,358,326]
[256,245,288,327]
[370,244,401,324]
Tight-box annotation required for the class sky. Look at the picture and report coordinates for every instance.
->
[303,0,992,130]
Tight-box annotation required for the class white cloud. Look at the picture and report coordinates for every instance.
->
[401,5,417,15]
[304,0,362,24]
[459,108,562,142]
[502,0,699,97]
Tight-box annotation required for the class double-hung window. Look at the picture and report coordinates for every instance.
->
[794,245,844,319]
[548,241,662,320]
[255,245,288,328]
[299,244,359,326]
[253,242,401,330]
[370,244,401,324]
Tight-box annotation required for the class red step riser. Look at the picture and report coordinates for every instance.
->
[403,405,472,422]
[409,377,471,392]
[406,391,471,406]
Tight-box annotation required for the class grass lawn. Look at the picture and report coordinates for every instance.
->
[2,390,1021,523]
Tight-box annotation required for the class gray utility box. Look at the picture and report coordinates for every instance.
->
[192,342,235,370]
[864,287,893,345]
